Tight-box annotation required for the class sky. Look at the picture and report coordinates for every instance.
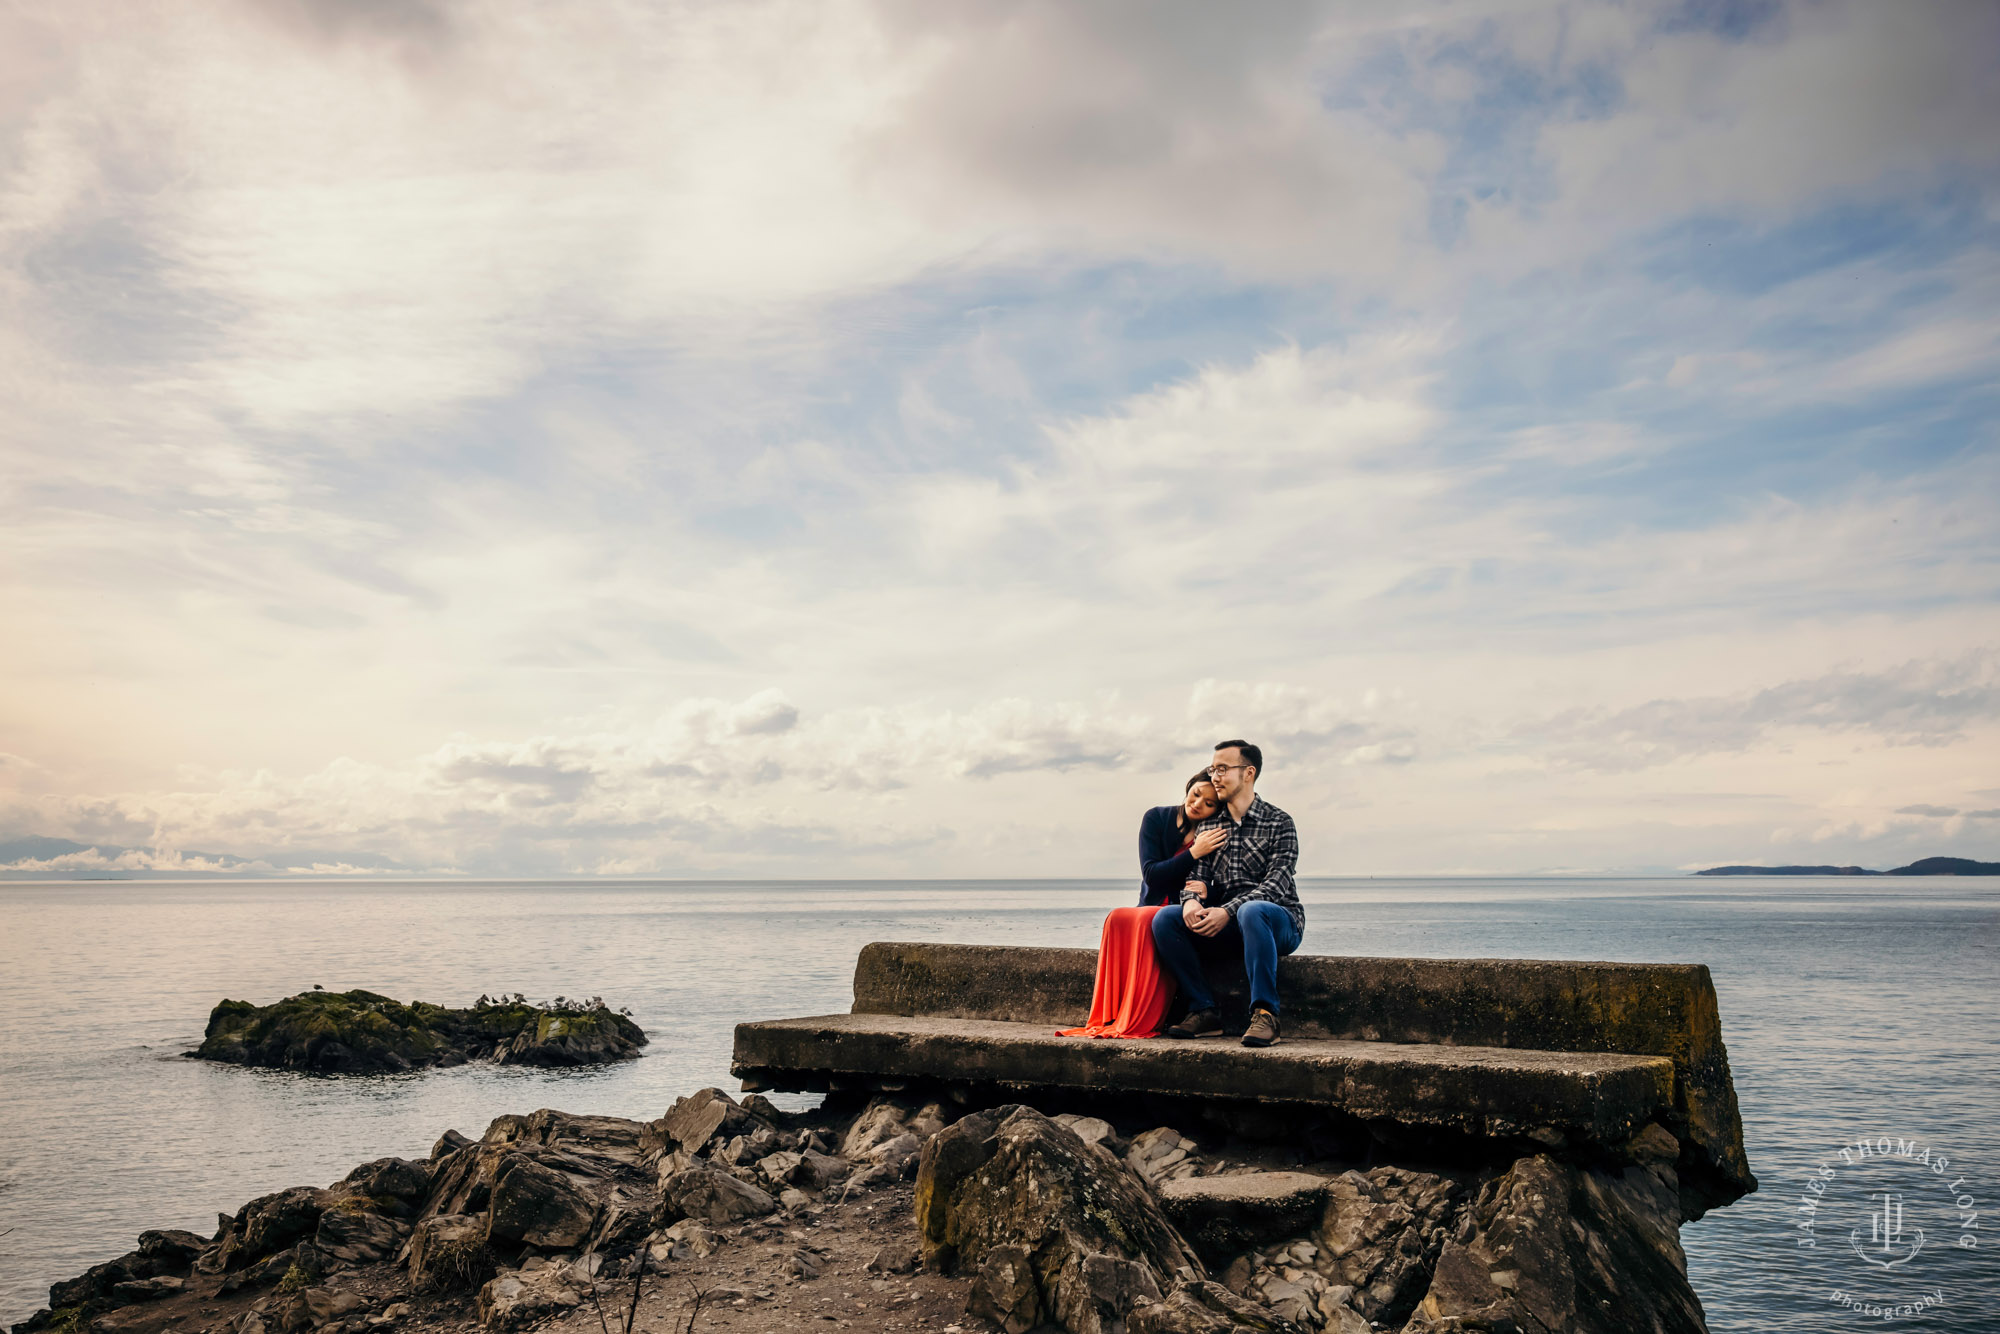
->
[1,0,1996,878]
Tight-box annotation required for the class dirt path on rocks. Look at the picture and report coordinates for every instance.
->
[535,1184,987,1334]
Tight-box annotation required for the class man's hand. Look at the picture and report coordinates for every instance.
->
[1187,904,1230,936]
[1189,826,1229,859]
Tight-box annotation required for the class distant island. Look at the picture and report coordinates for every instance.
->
[1696,856,2000,876]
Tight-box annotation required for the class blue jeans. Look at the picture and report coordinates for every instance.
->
[1151,900,1302,1016]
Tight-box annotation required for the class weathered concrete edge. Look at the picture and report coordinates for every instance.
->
[848,941,1755,1215]
[732,1014,1676,1155]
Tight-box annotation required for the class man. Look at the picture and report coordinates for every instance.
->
[1149,739,1302,1048]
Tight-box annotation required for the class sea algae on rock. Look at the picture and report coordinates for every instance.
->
[494,1008,644,1066]
[190,990,645,1074]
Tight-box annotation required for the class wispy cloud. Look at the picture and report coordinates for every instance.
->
[1524,657,2000,772]
[1,0,1995,875]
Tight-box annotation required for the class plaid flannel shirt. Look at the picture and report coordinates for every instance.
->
[1181,794,1304,933]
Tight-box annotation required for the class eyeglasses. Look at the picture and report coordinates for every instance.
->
[1208,762,1250,776]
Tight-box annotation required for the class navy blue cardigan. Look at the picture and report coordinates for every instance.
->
[1138,803,1198,906]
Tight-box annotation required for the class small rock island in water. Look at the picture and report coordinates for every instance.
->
[189,990,647,1073]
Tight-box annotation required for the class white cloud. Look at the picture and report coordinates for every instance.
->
[1186,679,1415,767]
[0,0,1447,443]
[1523,656,2000,772]
[1501,421,1652,464]
[891,335,1467,619]
[0,690,1181,873]
[1,1,1996,876]
[870,1,1440,283]
[11,643,1997,875]
[0,846,272,875]
[1479,1,2000,261]
[1809,317,2000,399]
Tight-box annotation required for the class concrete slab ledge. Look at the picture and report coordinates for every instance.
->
[732,1012,1675,1154]
[843,941,1754,1213]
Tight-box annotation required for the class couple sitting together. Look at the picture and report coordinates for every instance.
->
[1059,738,1303,1048]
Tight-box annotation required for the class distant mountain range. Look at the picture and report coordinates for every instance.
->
[1695,856,2000,876]
[0,836,409,877]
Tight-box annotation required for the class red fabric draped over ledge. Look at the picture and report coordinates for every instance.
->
[1055,905,1175,1039]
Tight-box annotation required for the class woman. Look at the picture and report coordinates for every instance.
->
[1139,771,1228,905]
[1057,771,1229,1039]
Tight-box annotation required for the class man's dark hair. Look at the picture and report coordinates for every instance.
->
[1214,739,1262,777]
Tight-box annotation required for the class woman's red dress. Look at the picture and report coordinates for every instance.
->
[1055,836,1186,1039]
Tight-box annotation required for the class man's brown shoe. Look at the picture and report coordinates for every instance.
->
[1241,1006,1281,1048]
[1165,1008,1223,1039]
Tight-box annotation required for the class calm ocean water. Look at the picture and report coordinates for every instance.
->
[1,877,1996,1332]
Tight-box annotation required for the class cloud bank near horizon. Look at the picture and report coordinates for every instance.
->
[2,0,1996,876]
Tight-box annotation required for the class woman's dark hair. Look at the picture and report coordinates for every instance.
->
[1185,769,1217,795]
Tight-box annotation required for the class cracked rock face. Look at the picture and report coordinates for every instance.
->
[1159,1172,1333,1264]
[1228,1236,1375,1332]
[843,1097,948,1157]
[335,1159,431,1205]
[964,1243,1040,1332]
[218,1189,335,1272]
[405,1215,487,1294]
[107,1277,183,1303]
[312,1210,403,1266]
[917,1106,1196,1334]
[653,1218,725,1263]
[1404,1153,1704,1334]
[484,1160,596,1250]
[474,1268,582,1332]
[1315,1166,1463,1323]
[660,1088,758,1156]
[1127,1127,1204,1184]
[715,1127,778,1166]
[1127,1278,1305,1334]
[45,1229,210,1312]
[658,1164,779,1224]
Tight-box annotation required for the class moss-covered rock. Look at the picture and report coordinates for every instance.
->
[496,1006,650,1066]
[190,990,645,1074]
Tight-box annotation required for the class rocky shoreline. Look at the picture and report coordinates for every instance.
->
[190,992,646,1074]
[15,1079,1716,1334]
